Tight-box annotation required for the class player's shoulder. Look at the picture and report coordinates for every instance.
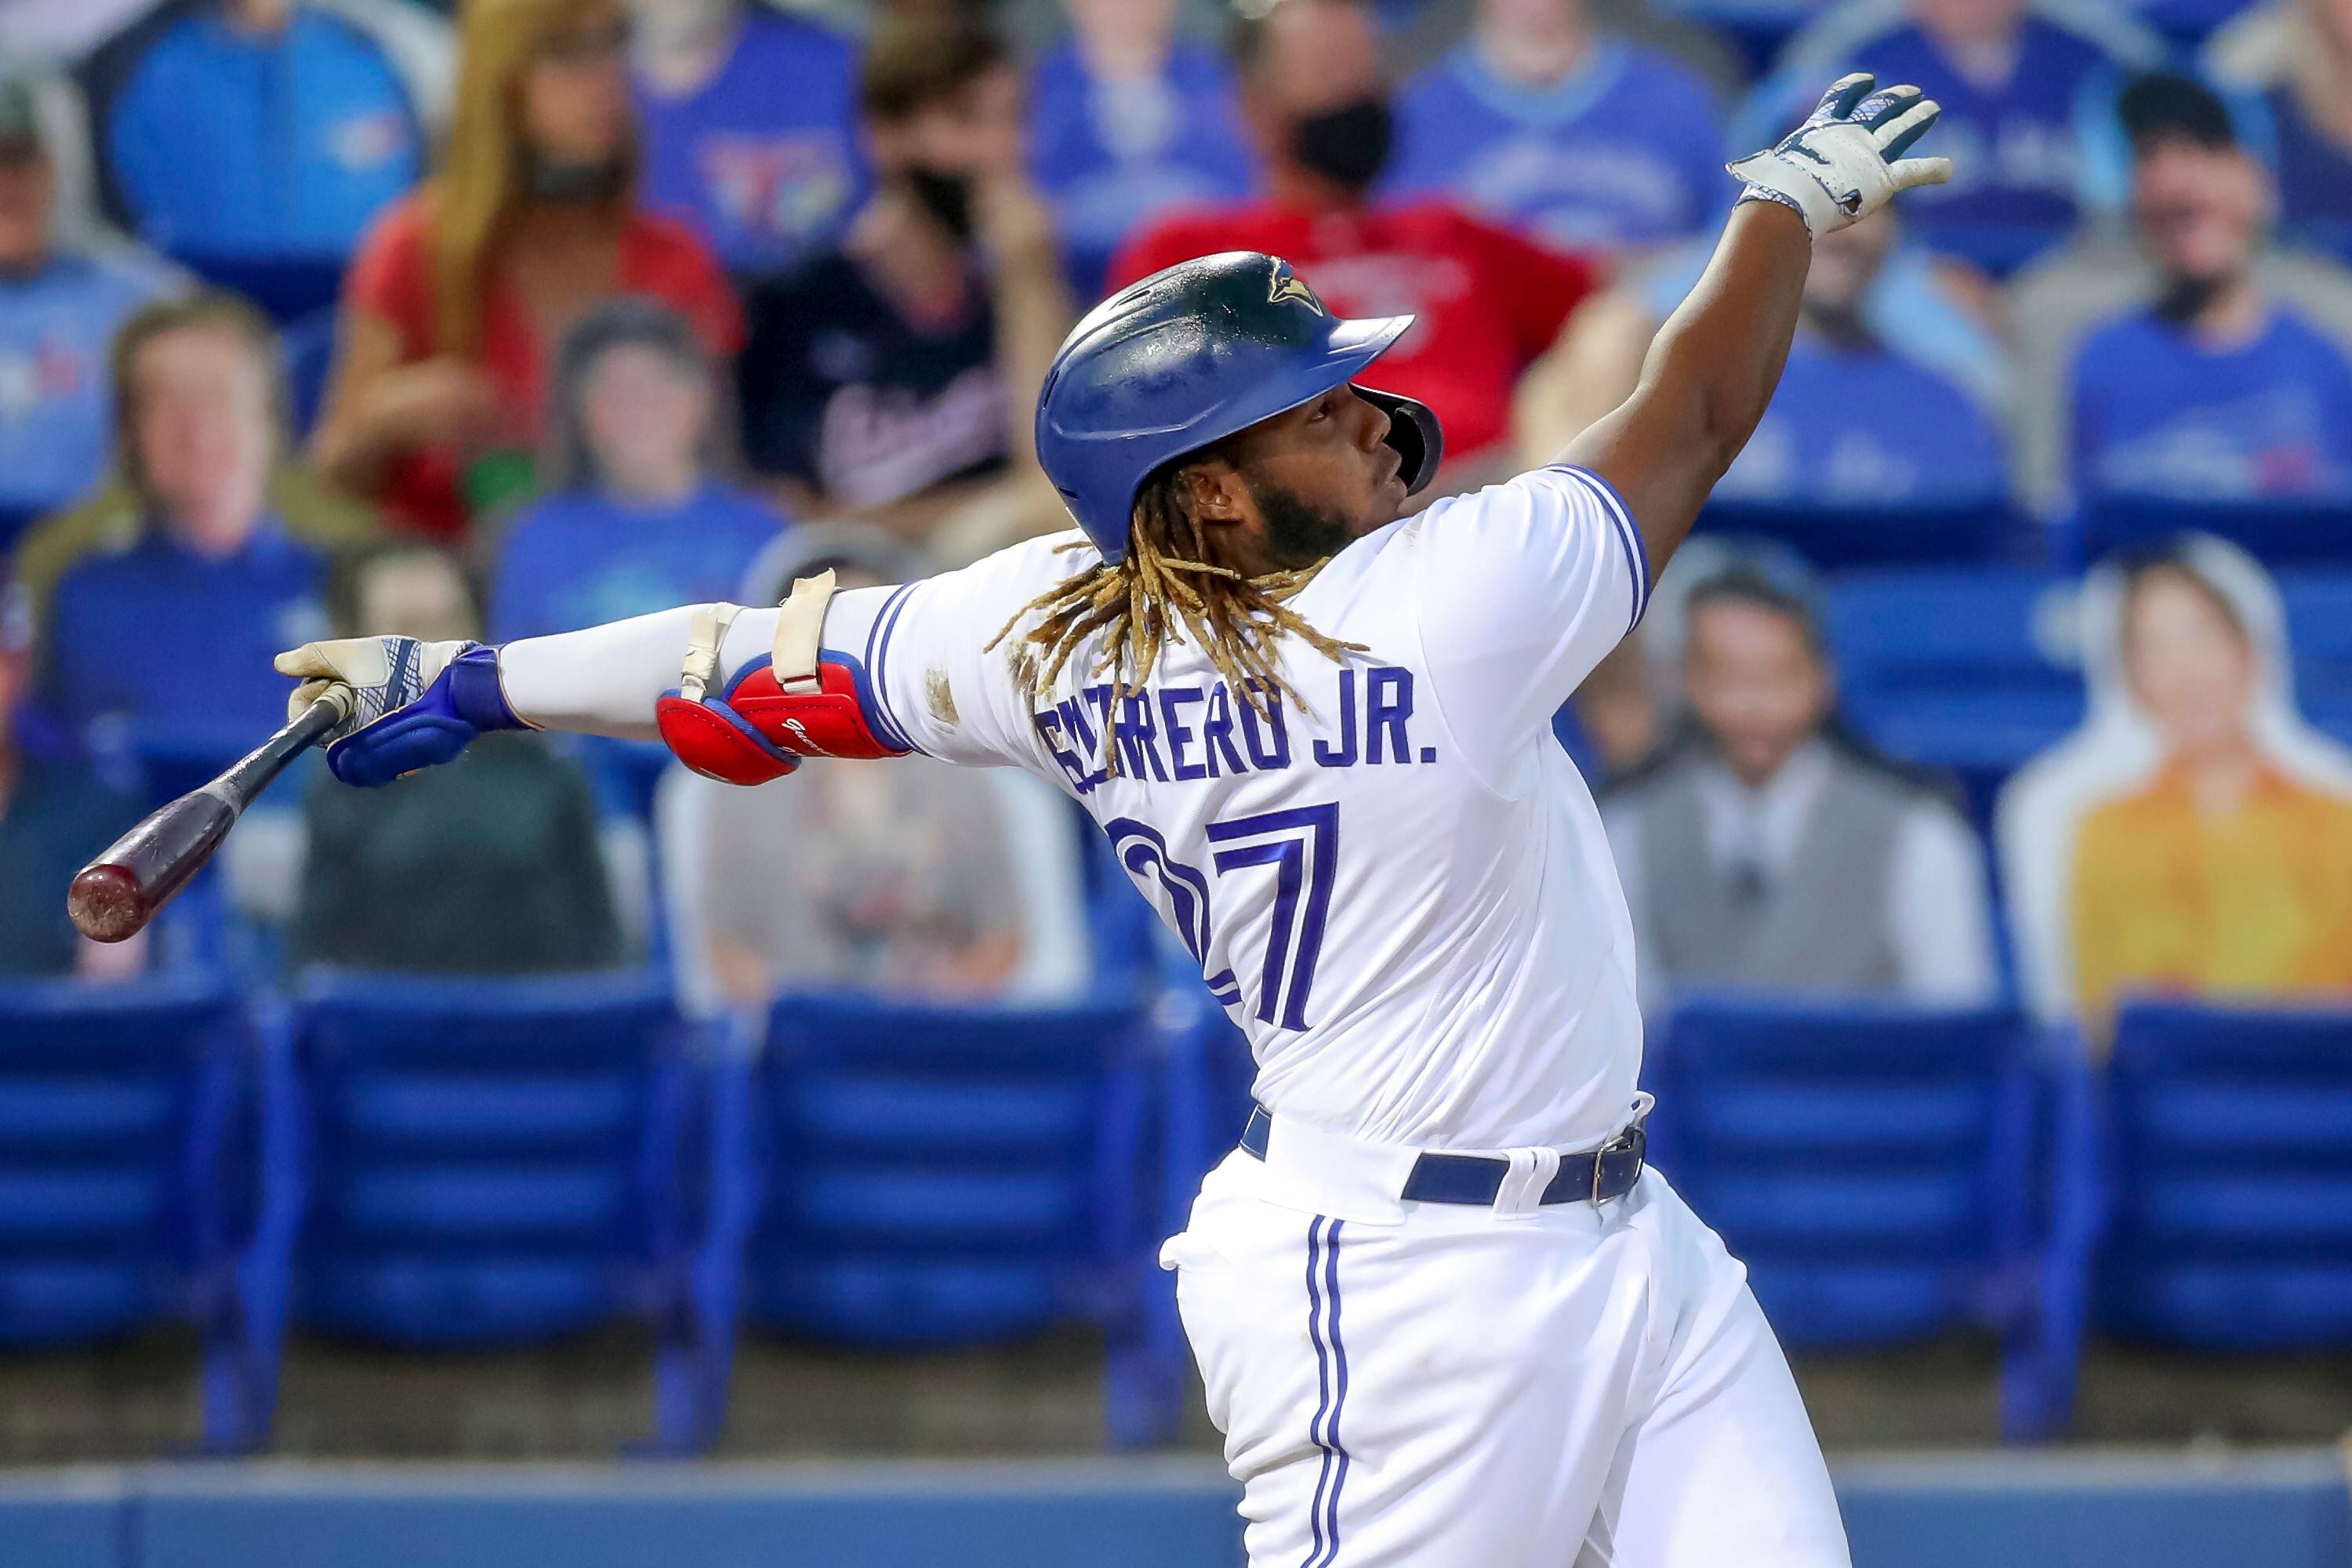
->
[1370,464,1650,617]
[933,528,1101,623]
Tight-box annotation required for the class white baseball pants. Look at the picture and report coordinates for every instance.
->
[1162,1137,1850,1567]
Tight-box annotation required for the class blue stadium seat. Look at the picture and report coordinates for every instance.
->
[743,992,1172,1445]
[278,971,738,1453]
[0,975,274,1451]
[2275,572,2352,749]
[171,254,345,325]
[1648,996,2093,1439]
[1698,502,2028,570]
[2100,1001,2352,1350]
[1827,568,2086,825]
[2079,498,2352,572]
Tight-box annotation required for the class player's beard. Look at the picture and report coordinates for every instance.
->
[1248,478,1357,572]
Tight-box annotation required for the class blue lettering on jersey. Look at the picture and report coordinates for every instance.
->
[1031,665,1433,792]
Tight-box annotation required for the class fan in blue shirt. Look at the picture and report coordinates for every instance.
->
[0,74,176,534]
[491,297,787,643]
[1715,216,2006,507]
[1766,0,2160,276]
[1386,0,1730,254]
[630,2,868,277]
[1027,9,1258,300]
[39,295,331,782]
[100,0,425,260]
[2068,73,2352,505]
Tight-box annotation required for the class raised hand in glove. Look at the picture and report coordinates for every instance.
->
[274,637,527,788]
[1726,73,1951,237]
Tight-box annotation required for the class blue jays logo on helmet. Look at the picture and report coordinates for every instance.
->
[1268,260,1324,314]
[1034,251,1444,566]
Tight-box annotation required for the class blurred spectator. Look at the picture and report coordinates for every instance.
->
[1768,0,2161,275]
[625,0,866,276]
[1603,563,1996,1005]
[736,21,1074,546]
[0,70,178,536]
[313,0,740,541]
[1110,0,1602,489]
[292,539,622,974]
[2064,74,2352,507]
[491,296,784,641]
[1029,0,1258,299]
[1714,213,2005,508]
[2205,0,2352,266]
[39,293,332,762]
[86,0,446,264]
[2000,536,2352,1034]
[662,521,1090,1010]
[0,572,148,981]
[1384,0,1730,256]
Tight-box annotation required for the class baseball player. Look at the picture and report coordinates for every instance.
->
[277,75,1947,1566]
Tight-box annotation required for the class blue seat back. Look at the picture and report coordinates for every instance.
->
[1699,502,2025,570]
[1828,568,2085,822]
[2103,1001,2352,1348]
[286,971,692,1345]
[747,993,1149,1345]
[0,976,255,1345]
[1650,997,2035,1347]
[2082,498,2352,571]
[2276,572,2352,749]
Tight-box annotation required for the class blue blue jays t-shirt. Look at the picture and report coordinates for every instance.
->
[1028,38,1258,299]
[1386,39,1731,253]
[104,7,422,259]
[0,249,174,527]
[1790,16,2132,275]
[2068,305,2352,502]
[633,11,866,276]
[44,520,329,758]
[489,483,788,643]
[1714,330,2006,505]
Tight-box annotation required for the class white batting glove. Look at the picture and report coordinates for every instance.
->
[274,636,524,787]
[1726,74,1951,238]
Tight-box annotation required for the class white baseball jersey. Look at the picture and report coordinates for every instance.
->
[823,463,1651,1153]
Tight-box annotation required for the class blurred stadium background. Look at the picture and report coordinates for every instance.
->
[1,0,2350,1562]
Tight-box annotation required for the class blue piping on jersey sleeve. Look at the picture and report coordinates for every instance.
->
[861,581,927,756]
[1546,464,1651,633]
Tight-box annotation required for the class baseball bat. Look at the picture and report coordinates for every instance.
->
[67,684,356,943]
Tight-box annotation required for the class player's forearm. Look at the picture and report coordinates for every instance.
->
[1558,200,1809,582]
[493,586,905,739]
[1646,200,1813,476]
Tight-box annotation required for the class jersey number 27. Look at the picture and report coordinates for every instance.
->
[1106,804,1340,1032]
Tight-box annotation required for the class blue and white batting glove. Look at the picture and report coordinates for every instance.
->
[1727,73,1951,237]
[274,636,528,788]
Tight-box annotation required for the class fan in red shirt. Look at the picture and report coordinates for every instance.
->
[312,0,740,541]
[1108,0,1601,487]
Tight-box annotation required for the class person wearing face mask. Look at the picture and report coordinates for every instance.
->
[734,21,1076,549]
[624,0,866,275]
[1385,0,1731,256]
[312,0,742,541]
[1109,0,1602,493]
[2060,74,2352,510]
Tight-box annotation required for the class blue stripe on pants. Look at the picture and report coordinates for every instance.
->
[1301,1217,1350,1567]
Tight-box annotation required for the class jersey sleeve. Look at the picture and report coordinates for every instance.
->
[818,533,1081,773]
[1406,464,1649,794]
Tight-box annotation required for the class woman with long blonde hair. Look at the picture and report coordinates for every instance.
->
[312,0,739,540]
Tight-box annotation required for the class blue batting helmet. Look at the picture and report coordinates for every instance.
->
[1034,251,1444,565]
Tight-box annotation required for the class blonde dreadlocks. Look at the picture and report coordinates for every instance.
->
[986,462,1364,773]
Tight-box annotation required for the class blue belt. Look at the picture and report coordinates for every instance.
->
[1240,1105,1647,1206]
